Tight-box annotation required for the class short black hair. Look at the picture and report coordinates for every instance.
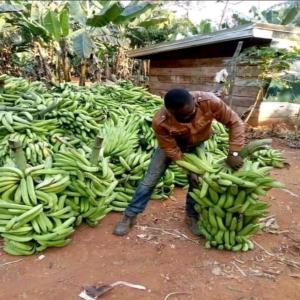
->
[164,89,192,110]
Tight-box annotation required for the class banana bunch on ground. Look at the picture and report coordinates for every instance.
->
[101,118,140,158]
[109,150,151,211]
[0,75,47,107]
[0,112,57,136]
[251,149,285,168]
[205,122,286,169]
[139,121,158,151]
[152,169,175,200]
[0,162,76,255]
[109,149,174,209]
[47,109,100,142]
[0,75,35,95]
[53,150,116,226]
[0,131,52,165]
[177,141,285,251]
[15,91,57,111]
[169,164,189,188]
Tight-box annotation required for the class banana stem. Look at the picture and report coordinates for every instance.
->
[90,136,103,165]
[8,140,27,172]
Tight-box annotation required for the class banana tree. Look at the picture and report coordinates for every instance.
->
[68,0,155,85]
[5,0,156,85]
[42,6,72,81]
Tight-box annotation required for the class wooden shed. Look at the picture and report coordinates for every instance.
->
[128,23,300,125]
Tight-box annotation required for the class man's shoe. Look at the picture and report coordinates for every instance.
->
[113,215,137,236]
[185,215,201,236]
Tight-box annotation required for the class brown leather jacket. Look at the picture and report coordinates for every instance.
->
[152,91,245,161]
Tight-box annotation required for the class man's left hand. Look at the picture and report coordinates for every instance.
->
[226,152,243,170]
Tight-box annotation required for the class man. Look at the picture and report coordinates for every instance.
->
[113,89,245,236]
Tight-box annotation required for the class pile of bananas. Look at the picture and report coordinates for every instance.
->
[177,141,285,251]
[0,75,46,96]
[0,74,287,255]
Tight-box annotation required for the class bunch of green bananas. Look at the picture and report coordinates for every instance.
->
[0,131,52,165]
[0,163,76,255]
[47,109,100,143]
[152,169,175,200]
[207,122,286,169]
[169,164,188,188]
[139,121,158,151]
[53,149,116,226]
[177,142,285,251]
[0,76,29,94]
[251,149,285,168]
[108,149,150,211]
[100,118,140,158]
[0,112,57,137]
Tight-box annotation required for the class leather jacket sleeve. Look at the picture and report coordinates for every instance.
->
[208,95,245,151]
[152,120,183,161]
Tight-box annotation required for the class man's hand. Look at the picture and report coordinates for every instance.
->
[226,152,243,170]
[188,172,199,187]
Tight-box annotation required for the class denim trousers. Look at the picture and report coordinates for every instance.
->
[125,146,201,218]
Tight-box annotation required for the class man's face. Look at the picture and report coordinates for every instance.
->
[168,98,196,123]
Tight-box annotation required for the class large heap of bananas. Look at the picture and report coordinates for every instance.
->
[0,74,285,255]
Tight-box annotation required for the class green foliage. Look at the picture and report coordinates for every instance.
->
[71,30,94,59]
[239,46,300,103]
[125,4,215,48]
[86,1,154,27]
[231,1,300,26]
[239,46,300,80]
[43,10,62,40]
[68,0,86,25]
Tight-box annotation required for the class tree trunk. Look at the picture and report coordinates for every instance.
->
[79,58,87,86]
[59,39,71,82]
[35,41,53,82]
[57,56,62,83]
[104,55,111,81]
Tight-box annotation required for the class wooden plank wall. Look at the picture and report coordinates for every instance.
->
[149,57,262,116]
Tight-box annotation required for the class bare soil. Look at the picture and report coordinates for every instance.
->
[1,140,300,300]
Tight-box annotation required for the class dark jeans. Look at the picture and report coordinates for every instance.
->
[125,146,202,218]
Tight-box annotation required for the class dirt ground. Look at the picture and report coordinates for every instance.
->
[1,140,300,300]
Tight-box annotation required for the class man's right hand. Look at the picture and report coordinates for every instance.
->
[226,152,243,170]
[188,172,199,187]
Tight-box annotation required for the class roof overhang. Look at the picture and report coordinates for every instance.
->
[128,23,300,59]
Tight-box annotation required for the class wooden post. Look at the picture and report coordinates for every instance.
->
[227,41,244,108]
[244,86,267,125]
[8,140,27,172]
[79,58,87,86]
[105,55,111,81]
[90,136,103,166]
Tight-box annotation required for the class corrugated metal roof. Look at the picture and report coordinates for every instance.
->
[128,23,300,58]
